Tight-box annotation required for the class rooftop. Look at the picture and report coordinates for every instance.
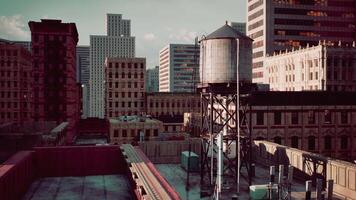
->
[109,115,160,123]
[204,23,252,41]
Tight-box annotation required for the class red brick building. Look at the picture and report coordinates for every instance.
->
[0,41,33,124]
[29,19,79,144]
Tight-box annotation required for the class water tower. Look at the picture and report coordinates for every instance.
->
[198,22,255,198]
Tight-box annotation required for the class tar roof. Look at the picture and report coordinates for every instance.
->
[204,23,252,40]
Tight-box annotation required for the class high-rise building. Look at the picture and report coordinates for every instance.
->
[89,14,135,118]
[265,43,356,92]
[146,66,159,92]
[76,46,90,118]
[247,0,356,83]
[105,57,145,118]
[28,19,80,144]
[159,44,199,92]
[228,22,246,35]
[0,41,33,124]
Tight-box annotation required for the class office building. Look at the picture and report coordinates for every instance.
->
[146,66,159,92]
[76,46,90,118]
[105,57,145,118]
[228,22,246,34]
[89,14,135,118]
[0,41,33,124]
[247,0,356,83]
[265,43,356,91]
[159,44,199,92]
[28,19,80,144]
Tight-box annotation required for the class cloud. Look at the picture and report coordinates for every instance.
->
[143,33,156,41]
[168,28,197,42]
[0,15,30,40]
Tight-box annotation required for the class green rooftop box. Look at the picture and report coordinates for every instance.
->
[181,151,199,172]
[249,184,278,200]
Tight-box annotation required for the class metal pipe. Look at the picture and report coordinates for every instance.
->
[306,180,312,200]
[236,39,241,195]
[316,178,323,200]
[270,166,275,184]
[210,92,214,187]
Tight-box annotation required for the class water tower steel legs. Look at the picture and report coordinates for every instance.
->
[199,86,252,198]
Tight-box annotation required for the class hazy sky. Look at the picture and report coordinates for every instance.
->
[0,0,246,68]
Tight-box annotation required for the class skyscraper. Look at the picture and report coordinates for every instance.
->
[146,66,159,92]
[247,0,356,83]
[76,46,90,118]
[89,14,135,118]
[28,19,80,144]
[159,44,199,93]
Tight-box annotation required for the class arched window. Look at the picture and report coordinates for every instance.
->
[291,136,299,148]
[274,136,282,145]
[324,135,332,150]
[308,136,316,150]
[340,135,348,149]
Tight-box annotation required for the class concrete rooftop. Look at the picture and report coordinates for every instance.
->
[22,175,132,200]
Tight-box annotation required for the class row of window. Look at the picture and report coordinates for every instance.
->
[0,50,18,57]
[107,72,144,79]
[0,112,29,119]
[148,101,198,108]
[256,110,348,125]
[269,135,349,151]
[107,101,144,108]
[108,92,144,98]
[108,62,144,69]
[107,82,144,89]
[113,129,159,138]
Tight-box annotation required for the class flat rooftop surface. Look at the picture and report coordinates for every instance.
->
[156,164,343,200]
[22,175,132,200]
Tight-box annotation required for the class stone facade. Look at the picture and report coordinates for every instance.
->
[109,116,163,145]
[265,44,356,91]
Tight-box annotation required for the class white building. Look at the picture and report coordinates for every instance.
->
[247,0,356,83]
[89,14,135,118]
[265,43,356,92]
[146,66,159,92]
[159,44,199,92]
[228,22,246,35]
[76,46,90,118]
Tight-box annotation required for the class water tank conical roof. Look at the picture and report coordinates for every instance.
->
[205,24,252,40]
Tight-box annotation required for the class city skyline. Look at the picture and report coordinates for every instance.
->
[0,0,246,68]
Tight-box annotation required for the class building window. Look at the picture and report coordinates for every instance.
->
[308,136,315,151]
[256,111,264,125]
[122,130,127,137]
[340,135,348,149]
[146,129,150,137]
[324,110,331,124]
[274,136,282,145]
[291,136,299,148]
[341,111,348,124]
[153,129,158,137]
[308,111,315,124]
[291,112,298,124]
[324,135,332,150]
[114,130,119,138]
[274,111,281,125]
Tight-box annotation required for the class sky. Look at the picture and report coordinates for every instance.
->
[0,0,246,68]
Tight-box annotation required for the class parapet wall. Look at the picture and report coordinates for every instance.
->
[0,146,127,200]
[139,139,201,164]
[253,140,356,200]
